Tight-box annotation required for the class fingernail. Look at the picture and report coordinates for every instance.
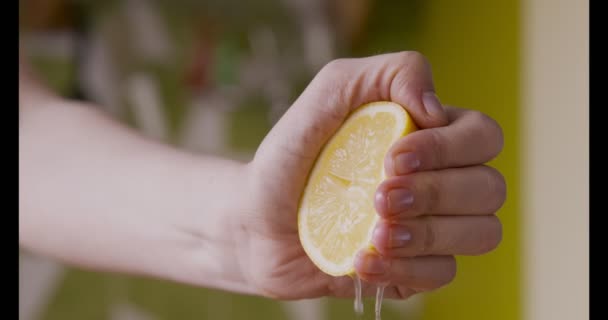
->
[387,188,414,214]
[422,91,444,117]
[390,225,412,247]
[394,152,420,175]
[372,223,412,248]
[355,252,387,274]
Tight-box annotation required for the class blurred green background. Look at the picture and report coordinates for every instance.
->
[19,0,520,319]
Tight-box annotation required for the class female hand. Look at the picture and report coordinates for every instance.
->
[242,51,505,299]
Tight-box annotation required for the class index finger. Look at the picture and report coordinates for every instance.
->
[384,107,504,175]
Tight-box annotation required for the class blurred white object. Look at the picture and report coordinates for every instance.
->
[124,0,173,62]
[282,0,335,70]
[19,253,64,320]
[81,18,123,117]
[180,93,229,154]
[282,299,326,320]
[111,302,157,320]
[126,73,168,141]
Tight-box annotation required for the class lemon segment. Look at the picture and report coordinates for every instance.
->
[298,101,418,276]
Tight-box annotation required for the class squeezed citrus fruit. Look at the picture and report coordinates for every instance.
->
[298,101,418,276]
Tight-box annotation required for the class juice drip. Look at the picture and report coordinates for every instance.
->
[374,285,386,320]
[352,274,364,315]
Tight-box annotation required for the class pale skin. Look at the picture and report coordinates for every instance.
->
[19,51,505,300]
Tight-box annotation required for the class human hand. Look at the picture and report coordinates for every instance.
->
[239,51,505,300]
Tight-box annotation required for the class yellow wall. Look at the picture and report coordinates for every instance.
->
[410,1,522,319]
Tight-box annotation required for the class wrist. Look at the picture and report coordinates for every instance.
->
[167,158,260,296]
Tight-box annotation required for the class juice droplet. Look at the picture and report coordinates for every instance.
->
[352,274,364,315]
[375,285,386,320]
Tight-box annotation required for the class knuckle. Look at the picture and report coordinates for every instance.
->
[394,286,417,300]
[470,111,504,159]
[314,59,354,122]
[479,217,503,254]
[392,285,416,300]
[424,173,443,215]
[421,216,437,254]
[442,256,458,285]
[395,51,430,68]
[320,58,350,76]
[428,129,447,169]
[482,166,507,212]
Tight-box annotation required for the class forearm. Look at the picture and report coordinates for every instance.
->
[19,96,255,295]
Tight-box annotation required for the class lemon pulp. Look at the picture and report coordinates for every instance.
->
[297,101,417,276]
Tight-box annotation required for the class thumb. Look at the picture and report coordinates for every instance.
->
[254,51,447,183]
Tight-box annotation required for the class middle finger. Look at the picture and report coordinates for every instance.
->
[374,165,506,218]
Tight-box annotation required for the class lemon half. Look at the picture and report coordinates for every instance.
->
[297,101,418,276]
